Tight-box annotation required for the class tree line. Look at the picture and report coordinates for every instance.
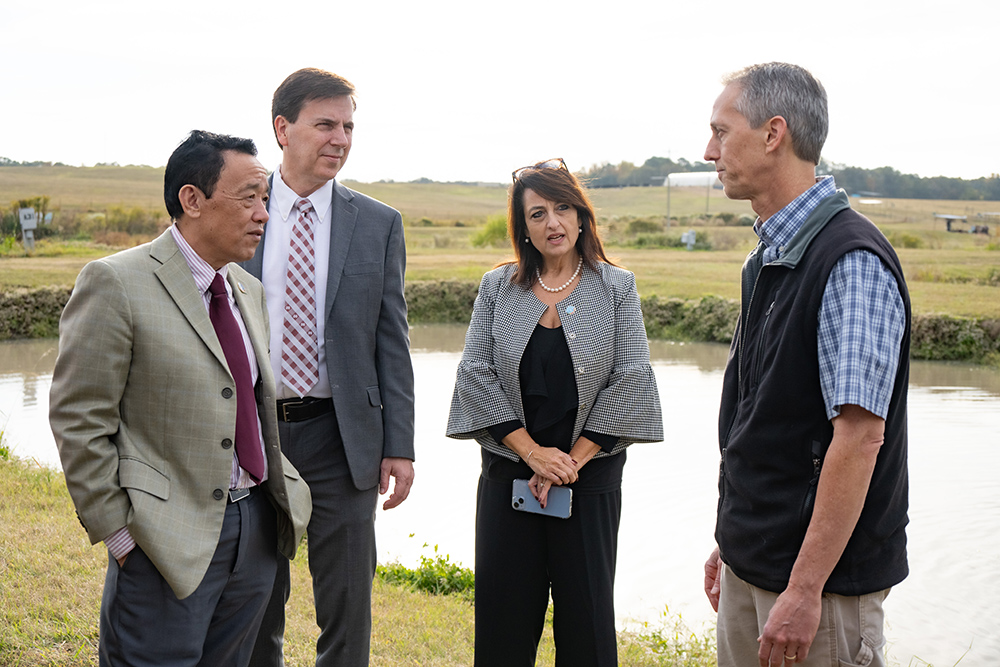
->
[4,154,999,201]
[576,156,1000,201]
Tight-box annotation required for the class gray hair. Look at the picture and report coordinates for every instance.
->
[722,62,828,165]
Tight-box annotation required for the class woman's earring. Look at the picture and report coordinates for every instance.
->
[579,227,583,233]
[524,237,529,243]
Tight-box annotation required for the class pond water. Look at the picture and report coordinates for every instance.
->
[2,325,998,665]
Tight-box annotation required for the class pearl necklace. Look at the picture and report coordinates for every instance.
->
[536,257,583,293]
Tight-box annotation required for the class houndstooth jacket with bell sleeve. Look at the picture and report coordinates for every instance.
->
[446,261,663,461]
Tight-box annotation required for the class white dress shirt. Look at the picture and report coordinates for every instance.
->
[262,167,334,400]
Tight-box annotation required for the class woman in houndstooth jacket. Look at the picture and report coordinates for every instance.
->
[447,159,663,667]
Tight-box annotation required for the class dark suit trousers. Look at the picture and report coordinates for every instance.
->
[474,474,622,667]
[251,410,378,667]
[99,489,278,667]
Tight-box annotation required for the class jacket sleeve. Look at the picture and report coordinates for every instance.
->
[375,210,416,460]
[583,270,664,444]
[48,259,133,544]
[446,271,520,441]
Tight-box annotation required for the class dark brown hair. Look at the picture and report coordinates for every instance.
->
[271,68,356,148]
[507,165,615,287]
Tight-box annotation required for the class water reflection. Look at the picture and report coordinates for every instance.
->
[2,327,999,666]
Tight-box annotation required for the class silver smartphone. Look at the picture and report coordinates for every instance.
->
[511,478,573,519]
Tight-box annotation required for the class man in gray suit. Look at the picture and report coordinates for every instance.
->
[50,130,311,666]
[245,68,415,667]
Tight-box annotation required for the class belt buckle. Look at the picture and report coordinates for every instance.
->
[229,487,251,503]
[281,399,304,422]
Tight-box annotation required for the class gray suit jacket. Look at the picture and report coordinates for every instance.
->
[244,179,415,490]
[50,229,312,600]
[447,262,663,458]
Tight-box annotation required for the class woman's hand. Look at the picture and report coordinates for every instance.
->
[500,428,578,485]
[526,445,578,486]
[528,473,554,507]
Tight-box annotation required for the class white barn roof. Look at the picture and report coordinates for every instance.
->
[663,172,721,187]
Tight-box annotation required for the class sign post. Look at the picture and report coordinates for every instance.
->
[19,208,37,251]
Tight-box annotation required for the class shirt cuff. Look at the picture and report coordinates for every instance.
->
[104,526,136,561]
[487,420,523,446]
[581,430,618,453]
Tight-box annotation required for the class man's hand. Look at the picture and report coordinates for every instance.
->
[704,546,722,612]
[379,457,414,510]
[757,585,821,666]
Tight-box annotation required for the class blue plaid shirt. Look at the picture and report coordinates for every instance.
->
[754,177,905,420]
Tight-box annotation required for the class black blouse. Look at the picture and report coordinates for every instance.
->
[484,324,624,494]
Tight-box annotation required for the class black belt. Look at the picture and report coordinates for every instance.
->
[277,397,334,422]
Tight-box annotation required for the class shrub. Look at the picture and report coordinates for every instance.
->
[471,214,509,248]
[888,232,924,249]
[685,295,738,342]
[405,280,479,323]
[104,206,165,236]
[911,314,1000,362]
[641,294,737,342]
[377,545,475,601]
[628,219,663,235]
[634,234,682,248]
[0,287,72,339]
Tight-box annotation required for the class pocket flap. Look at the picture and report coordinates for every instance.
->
[118,458,170,500]
[344,261,380,275]
[367,385,382,407]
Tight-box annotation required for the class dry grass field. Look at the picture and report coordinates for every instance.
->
[2,166,998,318]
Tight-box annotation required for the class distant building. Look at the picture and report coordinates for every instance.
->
[662,172,722,187]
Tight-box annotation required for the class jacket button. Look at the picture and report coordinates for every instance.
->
[222,387,233,398]
[222,438,233,449]
[213,489,224,501]
[568,332,576,339]
[577,366,585,374]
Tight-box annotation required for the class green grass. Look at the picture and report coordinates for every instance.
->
[0,456,719,666]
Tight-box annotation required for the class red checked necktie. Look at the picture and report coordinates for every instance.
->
[281,197,320,396]
[208,273,265,483]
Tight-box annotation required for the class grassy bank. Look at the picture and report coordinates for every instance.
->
[4,278,998,363]
[0,455,716,666]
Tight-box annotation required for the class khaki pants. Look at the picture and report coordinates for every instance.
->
[717,563,889,667]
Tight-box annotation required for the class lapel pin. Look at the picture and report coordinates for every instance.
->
[237,281,247,294]
[565,305,576,314]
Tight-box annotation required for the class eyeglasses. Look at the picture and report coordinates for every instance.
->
[512,158,568,183]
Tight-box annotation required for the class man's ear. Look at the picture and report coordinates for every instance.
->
[274,115,290,149]
[763,115,789,155]
[178,184,204,219]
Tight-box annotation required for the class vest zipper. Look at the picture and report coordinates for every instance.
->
[738,263,767,387]
[751,300,776,388]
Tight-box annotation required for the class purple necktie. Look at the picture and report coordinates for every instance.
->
[208,273,265,483]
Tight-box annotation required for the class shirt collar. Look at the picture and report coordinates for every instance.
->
[754,176,836,257]
[170,224,228,298]
[272,166,334,224]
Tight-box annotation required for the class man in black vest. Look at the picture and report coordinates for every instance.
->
[701,63,910,667]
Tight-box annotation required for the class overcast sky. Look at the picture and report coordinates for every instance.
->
[4,0,996,183]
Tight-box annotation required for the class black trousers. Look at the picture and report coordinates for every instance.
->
[474,474,622,667]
